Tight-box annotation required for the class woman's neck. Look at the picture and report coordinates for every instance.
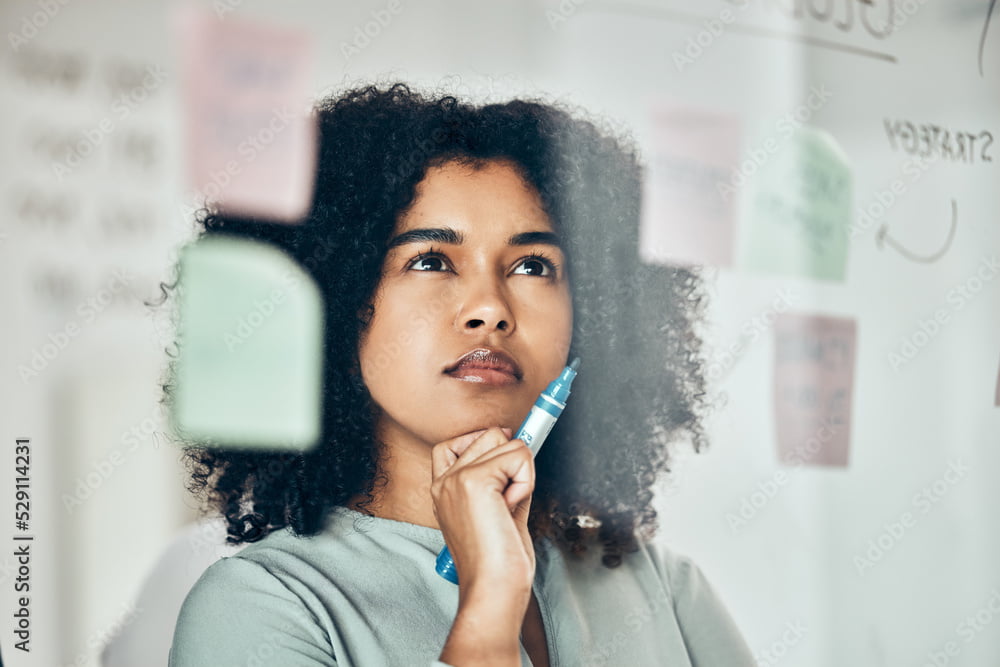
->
[349,440,440,529]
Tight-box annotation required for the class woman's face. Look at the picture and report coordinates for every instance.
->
[358,159,573,451]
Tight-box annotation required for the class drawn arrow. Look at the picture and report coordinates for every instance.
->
[982,0,997,76]
[876,199,957,263]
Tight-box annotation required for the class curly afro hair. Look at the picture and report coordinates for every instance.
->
[165,82,709,568]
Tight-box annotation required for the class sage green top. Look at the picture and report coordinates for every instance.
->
[169,507,754,666]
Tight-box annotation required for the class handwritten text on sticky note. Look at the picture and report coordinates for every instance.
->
[640,105,741,268]
[176,8,316,222]
[773,313,856,467]
[742,126,852,281]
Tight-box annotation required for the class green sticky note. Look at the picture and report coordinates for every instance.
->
[740,126,852,281]
[171,235,323,450]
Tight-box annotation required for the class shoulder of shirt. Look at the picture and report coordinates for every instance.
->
[180,526,321,609]
[542,534,706,594]
[205,523,331,572]
[623,538,710,598]
[178,543,333,637]
[186,542,298,600]
[188,514,411,594]
[172,539,336,665]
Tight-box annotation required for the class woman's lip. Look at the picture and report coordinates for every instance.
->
[446,367,520,386]
[444,348,523,380]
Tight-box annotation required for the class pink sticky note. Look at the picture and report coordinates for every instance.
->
[640,105,741,267]
[176,7,316,222]
[773,313,856,467]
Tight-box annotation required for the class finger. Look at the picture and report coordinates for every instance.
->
[430,424,517,479]
[431,429,486,478]
[465,441,534,508]
[511,492,532,523]
[512,497,534,565]
[511,492,533,538]
[501,452,534,510]
[467,437,529,470]
[448,427,512,469]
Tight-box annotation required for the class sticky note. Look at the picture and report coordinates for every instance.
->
[640,105,741,267]
[171,236,323,450]
[741,126,852,281]
[175,7,317,222]
[773,313,856,467]
[995,354,1000,407]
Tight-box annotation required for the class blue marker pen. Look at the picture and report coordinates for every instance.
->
[435,357,581,584]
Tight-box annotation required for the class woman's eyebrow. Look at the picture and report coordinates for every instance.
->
[387,227,464,249]
[508,231,561,248]
[387,228,561,249]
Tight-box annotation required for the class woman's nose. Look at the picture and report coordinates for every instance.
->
[456,281,515,334]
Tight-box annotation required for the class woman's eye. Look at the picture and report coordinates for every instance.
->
[513,257,554,277]
[409,254,449,272]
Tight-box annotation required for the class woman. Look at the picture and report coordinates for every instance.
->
[168,83,754,666]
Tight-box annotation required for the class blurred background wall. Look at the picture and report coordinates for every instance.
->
[0,1,998,665]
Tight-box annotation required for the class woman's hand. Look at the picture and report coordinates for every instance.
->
[432,427,536,664]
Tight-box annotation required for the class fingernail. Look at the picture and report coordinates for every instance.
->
[502,427,513,438]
